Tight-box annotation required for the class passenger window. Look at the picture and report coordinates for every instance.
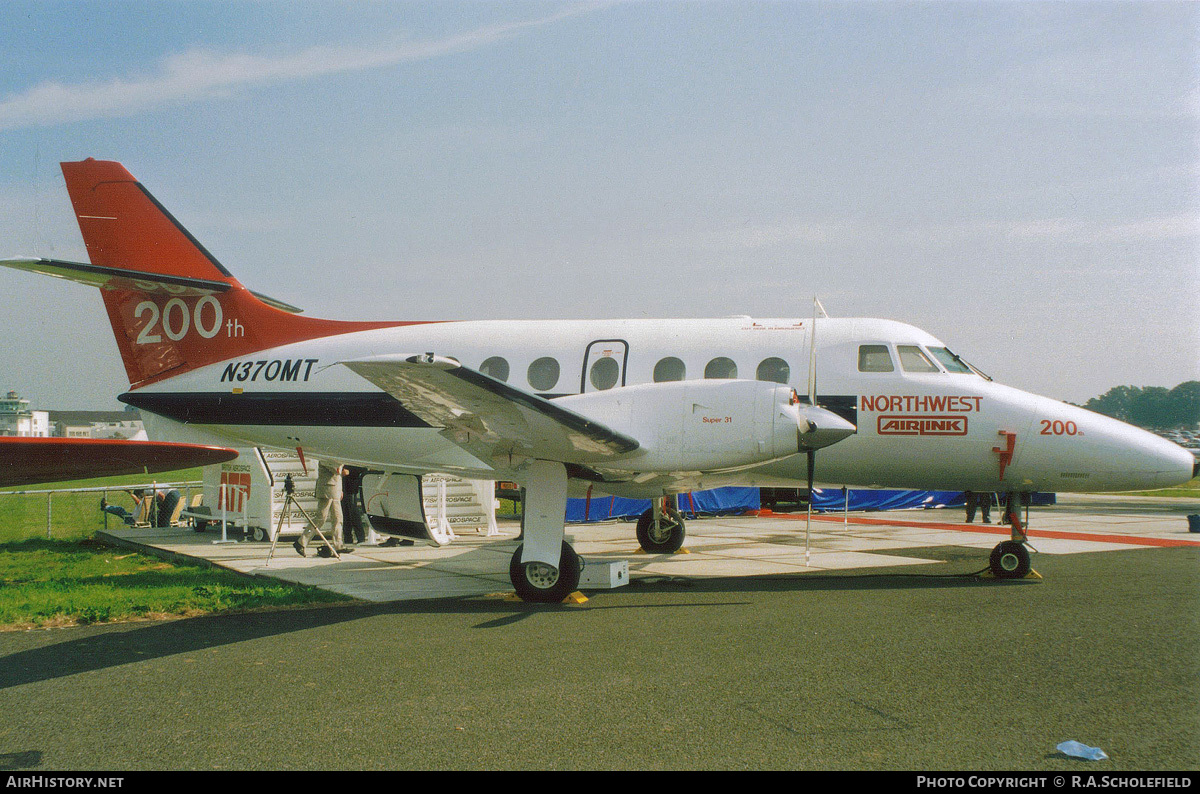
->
[479,356,509,382]
[589,356,620,390]
[897,345,940,373]
[756,357,790,384]
[704,357,738,379]
[653,357,686,382]
[527,357,560,391]
[858,345,894,372]
[927,347,973,374]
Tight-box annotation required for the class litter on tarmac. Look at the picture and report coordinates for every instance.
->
[1057,741,1109,761]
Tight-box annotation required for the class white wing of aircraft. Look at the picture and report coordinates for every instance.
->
[1,158,1194,601]
[340,353,644,463]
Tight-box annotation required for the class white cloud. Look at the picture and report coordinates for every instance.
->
[0,4,603,132]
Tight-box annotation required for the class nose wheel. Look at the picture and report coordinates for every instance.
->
[986,491,1037,579]
[988,540,1031,579]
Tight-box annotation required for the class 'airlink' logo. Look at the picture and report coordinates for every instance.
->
[877,415,968,436]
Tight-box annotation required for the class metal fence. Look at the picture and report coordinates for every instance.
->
[0,480,203,538]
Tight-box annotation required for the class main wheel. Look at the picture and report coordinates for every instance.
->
[509,542,581,603]
[989,540,1031,579]
[636,506,686,553]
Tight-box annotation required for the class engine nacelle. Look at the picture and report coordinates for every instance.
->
[558,379,849,473]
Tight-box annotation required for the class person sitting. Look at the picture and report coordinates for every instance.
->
[100,488,182,527]
[155,489,182,527]
[101,489,150,526]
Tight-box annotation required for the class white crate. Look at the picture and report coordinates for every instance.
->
[579,559,629,589]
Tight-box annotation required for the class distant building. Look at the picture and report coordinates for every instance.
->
[0,391,50,437]
[0,390,145,438]
[48,410,145,440]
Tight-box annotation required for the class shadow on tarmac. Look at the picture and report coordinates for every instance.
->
[0,602,389,691]
[0,547,1027,691]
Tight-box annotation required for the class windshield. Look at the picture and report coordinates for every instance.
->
[928,346,991,380]
[897,345,939,373]
[927,347,973,373]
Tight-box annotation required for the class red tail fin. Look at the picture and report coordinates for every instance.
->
[59,159,413,387]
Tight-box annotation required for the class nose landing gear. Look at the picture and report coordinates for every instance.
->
[986,492,1040,580]
[989,540,1031,578]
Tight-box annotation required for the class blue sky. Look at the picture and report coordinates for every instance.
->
[0,0,1196,409]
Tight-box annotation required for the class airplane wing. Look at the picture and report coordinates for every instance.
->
[0,438,238,488]
[340,354,641,465]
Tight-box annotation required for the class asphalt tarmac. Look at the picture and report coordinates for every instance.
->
[1,502,1197,771]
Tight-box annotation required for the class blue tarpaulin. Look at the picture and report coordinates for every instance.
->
[809,489,1055,512]
[565,487,1054,523]
[812,488,964,511]
[567,487,759,523]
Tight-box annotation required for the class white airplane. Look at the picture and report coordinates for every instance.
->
[3,159,1195,601]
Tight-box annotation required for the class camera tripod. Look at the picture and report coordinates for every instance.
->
[265,474,342,565]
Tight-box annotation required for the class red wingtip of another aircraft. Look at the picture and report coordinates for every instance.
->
[0,437,238,488]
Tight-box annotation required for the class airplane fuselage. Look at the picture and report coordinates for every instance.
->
[122,315,1196,498]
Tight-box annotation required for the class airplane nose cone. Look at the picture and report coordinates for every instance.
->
[1020,408,1198,492]
[1119,430,1197,490]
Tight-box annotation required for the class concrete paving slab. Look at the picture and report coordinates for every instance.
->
[1025,537,1135,554]
[95,495,1200,602]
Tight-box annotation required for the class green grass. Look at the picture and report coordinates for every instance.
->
[1120,476,1200,499]
[0,468,350,630]
[0,537,347,631]
[0,467,204,542]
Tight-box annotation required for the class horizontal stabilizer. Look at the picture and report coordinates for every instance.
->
[0,257,230,295]
[341,354,641,465]
[0,258,303,313]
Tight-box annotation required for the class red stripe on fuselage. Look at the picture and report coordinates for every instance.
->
[761,512,1200,548]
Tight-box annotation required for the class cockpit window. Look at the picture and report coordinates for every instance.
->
[858,344,894,373]
[927,347,973,374]
[897,345,940,373]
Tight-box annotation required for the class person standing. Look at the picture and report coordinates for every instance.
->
[295,460,348,556]
[341,467,367,545]
[965,491,994,524]
[977,491,993,524]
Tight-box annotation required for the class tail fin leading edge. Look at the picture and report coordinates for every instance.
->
[31,158,413,387]
[61,158,234,282]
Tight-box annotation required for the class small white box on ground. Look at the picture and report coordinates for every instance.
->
[579,559,628,589]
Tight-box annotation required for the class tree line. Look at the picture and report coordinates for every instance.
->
[1081,381,1200,430]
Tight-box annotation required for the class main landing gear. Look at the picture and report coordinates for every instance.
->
[510,541,581,603]
[507,460,583,603]
[636,497,686,553]
[986,492,1034,579]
